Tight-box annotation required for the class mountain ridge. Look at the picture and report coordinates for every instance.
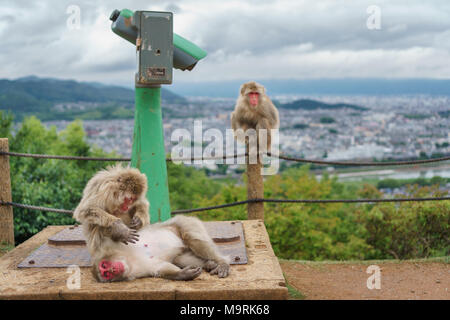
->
[0,76,187,121]
[278,98,367,111]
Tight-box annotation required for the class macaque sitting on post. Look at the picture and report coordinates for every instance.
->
[231,81,279,156]
[73,164,150,254]
[92,215,230,282]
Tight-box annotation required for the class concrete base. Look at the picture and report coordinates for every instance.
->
[0,220,287,300]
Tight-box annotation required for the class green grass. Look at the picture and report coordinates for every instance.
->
[283,272,306,300]
[0,242,14,258]
[324,172,449,190]
[279,256,450,266]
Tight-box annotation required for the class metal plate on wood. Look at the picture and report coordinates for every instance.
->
[47,225,85,246]
[17,244,91,268]
[18,221,247,268]
[205,221,247,265]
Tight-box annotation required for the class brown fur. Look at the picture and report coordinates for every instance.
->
[231,81,279,151]
[73,164,150,254]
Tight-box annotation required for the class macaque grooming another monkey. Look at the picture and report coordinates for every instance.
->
[91,215,230,282]
[74,165,229,282]
[73,164,150,254]
[231,81,279,152]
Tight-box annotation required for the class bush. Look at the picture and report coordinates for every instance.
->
[191,167,449,261]
[377,178,400,189]
[356,186,449,258]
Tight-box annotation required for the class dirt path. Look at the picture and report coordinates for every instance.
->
[280,259,449,300]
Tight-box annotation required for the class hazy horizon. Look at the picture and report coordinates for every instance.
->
[4,75,450,98]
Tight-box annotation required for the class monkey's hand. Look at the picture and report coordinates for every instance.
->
[110,220,139,245]
[129,215,143,230]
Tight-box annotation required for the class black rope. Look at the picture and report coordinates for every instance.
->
[0,201,74,215]
[266,152,450,166]
[0,151,247,162]
[1,150,449,166]
[0,151,130,162]
[2,197,449,216]
[171,197,450,214]
[169,153,247,162]
[171,200,252,214]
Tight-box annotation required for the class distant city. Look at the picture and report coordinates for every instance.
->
[44,94,450,163]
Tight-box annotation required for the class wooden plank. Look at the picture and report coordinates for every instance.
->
[0,138,14,246]
[0,221,288,300]
[17,221,248,268]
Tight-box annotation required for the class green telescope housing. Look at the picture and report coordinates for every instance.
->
[109,9,207,221]
[110,9,207,76]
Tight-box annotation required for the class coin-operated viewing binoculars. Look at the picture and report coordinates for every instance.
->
[110,9,207,222]
[110,9,207,84]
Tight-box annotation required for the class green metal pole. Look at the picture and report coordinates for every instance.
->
[131,86,171,223]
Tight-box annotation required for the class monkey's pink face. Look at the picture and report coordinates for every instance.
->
[98,260,125,281]
[119,195,137,212]
[248,92,259,107]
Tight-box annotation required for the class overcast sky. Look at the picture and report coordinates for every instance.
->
[1,0,450,87]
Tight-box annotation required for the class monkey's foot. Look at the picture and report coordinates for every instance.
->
[204,260,218,272]
[210,263,230,278]
[177,266,202,281]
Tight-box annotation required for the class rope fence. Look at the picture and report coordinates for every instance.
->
[1,196,450,216]
[0,151,131,162]
[0,201,74,215]
[1,150,449,166]
[0,149,449,219]
[267,152,450,166]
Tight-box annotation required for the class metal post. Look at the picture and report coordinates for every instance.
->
[131,87,171,223]
[246,142,264,220]
[0,138,14,245]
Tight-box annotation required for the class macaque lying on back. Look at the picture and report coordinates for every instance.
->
[92,216,230,282]
[73,164,150,253]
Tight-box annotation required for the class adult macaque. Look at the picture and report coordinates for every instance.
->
[92,215,230,282]
[73,164,150,253]
[231,81,279,152]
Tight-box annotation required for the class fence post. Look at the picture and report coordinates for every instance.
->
[0,138,14,246]
[246,142,264,220]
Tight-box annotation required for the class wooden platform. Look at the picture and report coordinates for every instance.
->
[0,220,288,300]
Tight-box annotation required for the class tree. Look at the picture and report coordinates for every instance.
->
[4,115,118,243]
[320,117,336,124]
[0,110,13,139]
[2,113,223,243]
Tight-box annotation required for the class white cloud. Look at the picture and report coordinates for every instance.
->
[174,46,450,82]
[0,0,449,86]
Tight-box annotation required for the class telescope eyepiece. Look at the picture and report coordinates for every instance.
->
[110,9,120,22]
